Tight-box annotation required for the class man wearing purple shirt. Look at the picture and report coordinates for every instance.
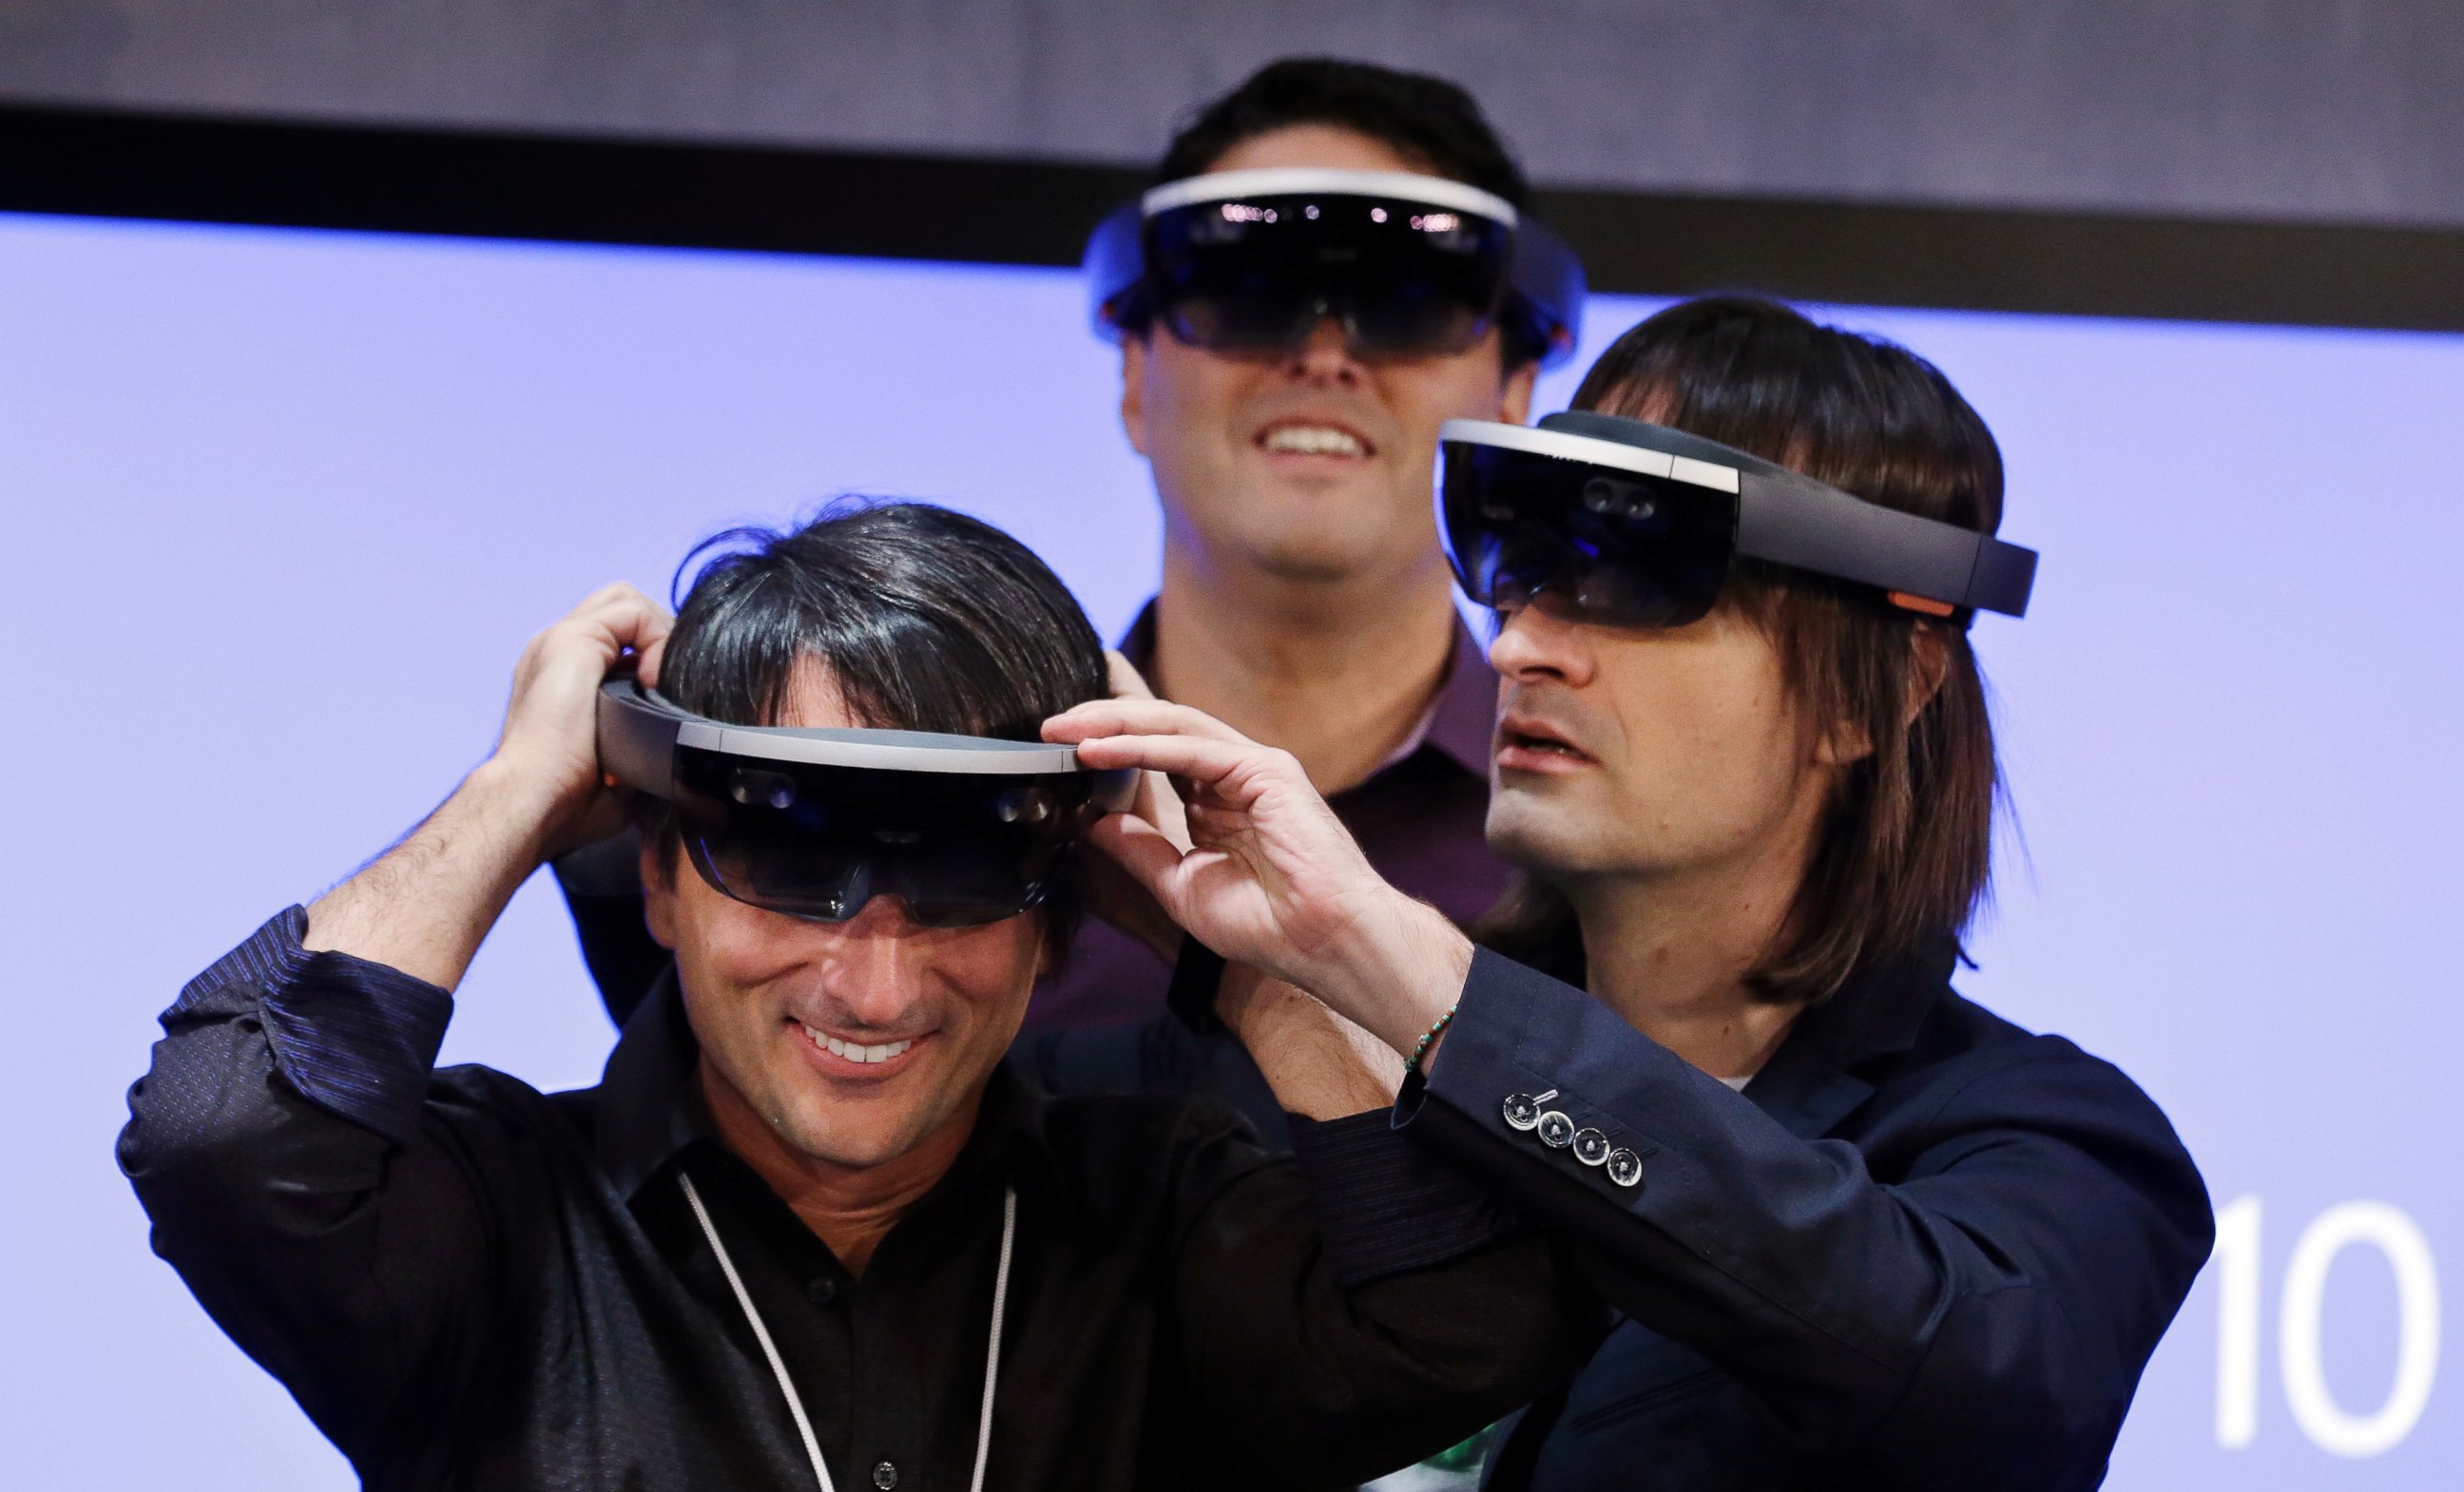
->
[558,59,1572,1139]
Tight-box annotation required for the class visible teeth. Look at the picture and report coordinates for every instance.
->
[801,1023,914,1065]
[1263,424,1366,457]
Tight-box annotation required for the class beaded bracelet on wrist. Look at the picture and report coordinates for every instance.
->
[1406,1004,1457,1076]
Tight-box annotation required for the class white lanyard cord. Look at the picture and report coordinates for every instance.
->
[679,1169,1016,1492]
[972,1185,1016,1492]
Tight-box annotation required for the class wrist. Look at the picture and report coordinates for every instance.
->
[468,752,581,862]
[1309,894,1473,1057]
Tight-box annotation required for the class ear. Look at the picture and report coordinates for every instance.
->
[1498,355,1538,426]
[1814,714,1874,768]
[1816,622,1952,767]
[1119,335,1152,456]
[1904,622,1950,727]
[639,833,680,951]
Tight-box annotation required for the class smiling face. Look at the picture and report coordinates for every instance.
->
[642,668,1047,1172]
[1120,124,1537,587]
[1485,593,1838,892]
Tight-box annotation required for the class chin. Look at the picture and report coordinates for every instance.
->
[776,1105,927,1171]
[1486,795,1605,880]
[1250,520,1412,584]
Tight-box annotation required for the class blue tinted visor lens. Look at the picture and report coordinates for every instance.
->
[1438,441,1741,628]
[1144,193,1513,357]
[671,748,1117,928]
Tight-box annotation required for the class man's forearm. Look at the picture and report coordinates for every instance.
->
[1309,895,1475,1060]
[1221,964,1404,1119]
[302,759,557,990]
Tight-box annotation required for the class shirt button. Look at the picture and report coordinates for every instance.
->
[1536,1110,1575,1148]
[806,1277,837,1307]
[1501,1092,1540,1131]
[1571,1127,1610,1166]
[872,1461,898,1490]
[1606,1147,1645,1188]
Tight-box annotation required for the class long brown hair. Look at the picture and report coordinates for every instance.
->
[1480,296,2008,1004]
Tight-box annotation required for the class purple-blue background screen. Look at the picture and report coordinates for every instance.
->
[1,210,2454,1488]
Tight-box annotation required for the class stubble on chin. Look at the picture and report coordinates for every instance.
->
[1485,785,1618,883]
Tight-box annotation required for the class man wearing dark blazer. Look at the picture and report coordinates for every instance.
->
[1046,297,2213,1488]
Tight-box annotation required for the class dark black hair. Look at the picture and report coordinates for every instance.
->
[646,499,1109,960]
[1147,57,1542,366]
[1157,57,1529,208]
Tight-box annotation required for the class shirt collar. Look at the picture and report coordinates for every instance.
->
[594,968,712,1200]
[593,970,1074,1220]
[1117,598,1495,783]
[1742,945,1958,1139]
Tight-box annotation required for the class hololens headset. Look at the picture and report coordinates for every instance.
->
[1438,411,2038,627]
[1085,167,1587,366]
[598,673,1136,928]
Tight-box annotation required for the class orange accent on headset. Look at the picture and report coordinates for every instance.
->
[1888,591,1957,618]
[602,772,621,789]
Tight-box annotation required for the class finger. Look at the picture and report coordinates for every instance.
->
[549,591,673,693]
[1086,813,1192,900]
[1068,731,1276,790]
[1045,698,1258,748]
[576,587,673,653]
[1105,650,1159,702]
[635,628,670,690]
[1131,768,1194,853]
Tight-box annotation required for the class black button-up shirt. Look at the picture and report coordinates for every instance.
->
[120,910,1603,1491]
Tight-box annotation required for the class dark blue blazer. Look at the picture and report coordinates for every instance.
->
[1398,948,2213,1491]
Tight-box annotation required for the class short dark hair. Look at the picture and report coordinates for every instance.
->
[645,499,1108,961]
[1483,296,2008,1004]
[1157,57,1529,208]
[1145,58,1545,369]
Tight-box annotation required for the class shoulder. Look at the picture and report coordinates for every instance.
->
[1864,989,2202,1181]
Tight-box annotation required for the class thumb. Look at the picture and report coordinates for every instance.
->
[1088,813,1190,903]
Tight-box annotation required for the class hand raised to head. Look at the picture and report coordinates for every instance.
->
[493,583,672,862]
[1043,697,1470,1053]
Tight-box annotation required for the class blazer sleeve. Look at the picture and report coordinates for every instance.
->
[1397,949,2212,1489]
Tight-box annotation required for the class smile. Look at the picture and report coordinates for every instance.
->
[1259,421,1371,458]
[798,1022,917,1065]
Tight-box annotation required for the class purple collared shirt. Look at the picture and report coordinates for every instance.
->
[1027,601,1512,1031]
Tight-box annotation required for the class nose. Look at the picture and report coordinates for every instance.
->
[1488,597,1596,688]
[1280,316,1364,388]
[818,895,939,1030]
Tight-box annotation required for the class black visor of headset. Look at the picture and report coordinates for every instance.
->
[1438,411,2038,627]
[598,675,1136,928]
[1084,166,1586,367]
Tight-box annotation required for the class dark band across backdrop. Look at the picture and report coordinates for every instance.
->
[3,100,2462,332]
[2,101,2455,1490]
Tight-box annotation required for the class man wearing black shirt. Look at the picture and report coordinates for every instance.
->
[120,504,1600,1491]
[559,63,1558,1138]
